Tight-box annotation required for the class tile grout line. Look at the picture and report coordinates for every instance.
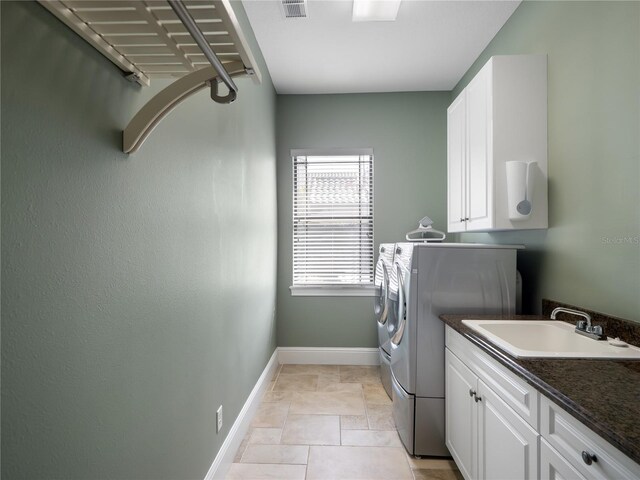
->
[364,383,373,430]
[273,364,283,387]
[304,447,310,480]
[305,368,314,480]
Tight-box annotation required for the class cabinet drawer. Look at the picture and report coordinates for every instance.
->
[540,396,640,479]
[446,326,539,430]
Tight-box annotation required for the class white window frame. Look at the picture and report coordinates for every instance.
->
[289,148,375,297]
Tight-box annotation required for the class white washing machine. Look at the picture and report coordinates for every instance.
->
[390,242,520,457]
[374,243,395,398]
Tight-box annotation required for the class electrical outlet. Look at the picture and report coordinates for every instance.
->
[216,405,223,433]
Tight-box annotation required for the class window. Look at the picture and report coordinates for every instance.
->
[290,149,374,296]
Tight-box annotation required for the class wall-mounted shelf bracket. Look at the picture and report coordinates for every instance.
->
[123,61,248,154]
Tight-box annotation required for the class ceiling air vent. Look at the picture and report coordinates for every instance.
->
[281,0,308,19]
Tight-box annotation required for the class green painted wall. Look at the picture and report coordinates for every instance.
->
[452,1,640,321]
[276,93,450,347]
[1,2,277,479]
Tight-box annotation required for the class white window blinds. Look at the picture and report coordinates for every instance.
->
[292,150,374,287]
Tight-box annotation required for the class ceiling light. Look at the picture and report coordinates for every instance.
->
[352,0,401,22]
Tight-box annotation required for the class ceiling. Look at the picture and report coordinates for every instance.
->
[242,0,520,94]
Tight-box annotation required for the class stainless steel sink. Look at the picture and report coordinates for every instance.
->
[461,320,640,359]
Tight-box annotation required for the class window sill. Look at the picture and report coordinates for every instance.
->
[289,285,377,297]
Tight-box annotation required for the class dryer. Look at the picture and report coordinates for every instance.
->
[374,243,395,398]
[390,242,519,457]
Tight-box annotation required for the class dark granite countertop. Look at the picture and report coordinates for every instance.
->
[439,314,640,466]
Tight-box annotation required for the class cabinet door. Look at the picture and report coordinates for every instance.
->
[465,65,493,231]
[477,379,539,480]
[445,349,477,480]
[447,92,467,233]
[540,438,587,480]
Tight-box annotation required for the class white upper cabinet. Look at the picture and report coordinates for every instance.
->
[447,91,467,233]
[447,55,548,232]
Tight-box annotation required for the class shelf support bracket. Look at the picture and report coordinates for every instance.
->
[122,61,247,154]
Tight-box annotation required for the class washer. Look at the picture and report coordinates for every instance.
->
[390,242,519,456]
[374,243,395,398]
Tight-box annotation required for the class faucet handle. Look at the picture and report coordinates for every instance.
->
[589,325,604,336]
[576,320,587,331]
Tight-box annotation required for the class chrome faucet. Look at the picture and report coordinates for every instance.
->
[551,307,605,340]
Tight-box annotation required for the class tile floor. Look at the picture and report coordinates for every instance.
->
[227,364,463,480]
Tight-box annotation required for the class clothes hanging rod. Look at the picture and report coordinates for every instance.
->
[168,0,238,104]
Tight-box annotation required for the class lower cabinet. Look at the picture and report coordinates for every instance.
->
[477,379,538,480]
[445,326,640,480]
[445,348,538,480]
[445,349,477,479]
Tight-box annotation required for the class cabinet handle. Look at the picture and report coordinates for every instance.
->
[465,217,470,221]
[474,395,482,403]
[460,218,464,223]
[581,451,597,466]
[469,389,476,397]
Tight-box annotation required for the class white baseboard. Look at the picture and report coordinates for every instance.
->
[277,347,380,365]
[205,349,280,480]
